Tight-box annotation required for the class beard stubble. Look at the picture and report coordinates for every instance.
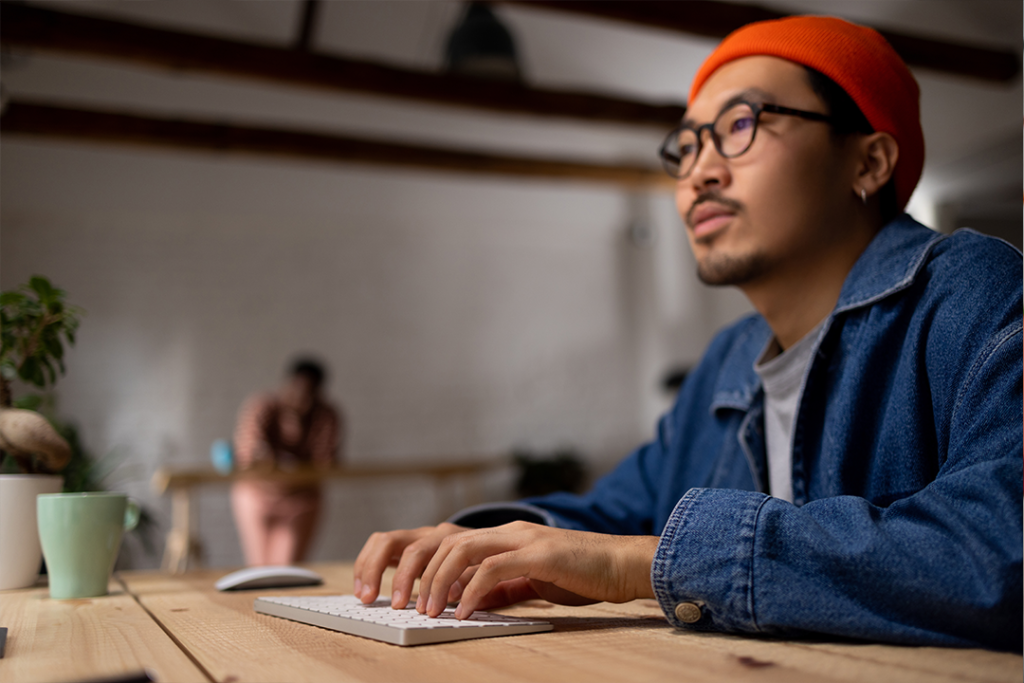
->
[687,191,769,286]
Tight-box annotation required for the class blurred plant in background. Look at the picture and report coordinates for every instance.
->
[0,275,157,560]
[1,275,81,410]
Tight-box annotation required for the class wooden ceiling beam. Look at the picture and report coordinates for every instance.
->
[293,0,321,52]
[501,0,1021,83]
[0,100,673,189]
[0,3,685,127]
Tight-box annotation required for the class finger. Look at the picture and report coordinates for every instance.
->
[391,531,448,609]
[447,565,478,603]
[455,550,543,619]
[353,530,417,603]
[421,529,533,618]
[389,524,468,609]
[418,528,479,616]
[409,524,469,613]
[352,531,383,597]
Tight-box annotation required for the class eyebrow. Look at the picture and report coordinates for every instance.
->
[681,88,777,128]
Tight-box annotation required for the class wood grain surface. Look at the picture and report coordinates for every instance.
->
[117,563,1023,683]
[0,579,207,683]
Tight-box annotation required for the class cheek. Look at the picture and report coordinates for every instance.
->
[674,186,703,249]
[738,140,842,226]
[674,180,693,216]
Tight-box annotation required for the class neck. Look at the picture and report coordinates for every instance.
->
[741,213,880,350]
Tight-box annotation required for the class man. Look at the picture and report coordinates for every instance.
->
[232,358,343,565]
[353,17,1022,650]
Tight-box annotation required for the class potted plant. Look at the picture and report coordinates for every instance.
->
[0,276,80,589]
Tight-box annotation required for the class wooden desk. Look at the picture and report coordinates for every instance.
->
[0,578,207,683]
[3,564,1021,683]
[152,462,502,574]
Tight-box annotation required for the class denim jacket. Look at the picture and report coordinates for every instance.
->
[454,216,1023,650]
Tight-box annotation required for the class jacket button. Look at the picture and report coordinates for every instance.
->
[674,602,702,624]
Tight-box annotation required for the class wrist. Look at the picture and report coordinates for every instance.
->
[614,535,659,601]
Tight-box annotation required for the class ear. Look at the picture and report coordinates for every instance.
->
[853,132,899,197]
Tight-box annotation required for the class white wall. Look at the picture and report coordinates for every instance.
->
[0,134,750,568]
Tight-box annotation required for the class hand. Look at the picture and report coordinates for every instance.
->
[352,523,468,608]
[416,521,659,620]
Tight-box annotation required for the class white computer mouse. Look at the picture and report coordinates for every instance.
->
[215,565,324,591]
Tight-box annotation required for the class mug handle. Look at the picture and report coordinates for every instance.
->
[124,499,141,532]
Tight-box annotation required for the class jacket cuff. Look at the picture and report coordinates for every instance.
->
[651,487,770,632]
[447,502,558,529]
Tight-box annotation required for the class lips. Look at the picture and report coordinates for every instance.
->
[688,202,737,239]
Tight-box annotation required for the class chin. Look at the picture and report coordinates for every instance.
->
[696,251,770,286]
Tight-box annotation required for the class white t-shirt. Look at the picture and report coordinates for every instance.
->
[753,320,826,503]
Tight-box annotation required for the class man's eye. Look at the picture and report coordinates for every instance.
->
[730,117,754,133]
[679,143,696,157]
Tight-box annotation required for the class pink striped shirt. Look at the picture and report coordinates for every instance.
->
[234,393,342,470]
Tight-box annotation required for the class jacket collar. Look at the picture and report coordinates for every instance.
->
[833,214,945,314]
[710,214,945,413]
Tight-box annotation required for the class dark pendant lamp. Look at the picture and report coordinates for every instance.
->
[445,2,522,81]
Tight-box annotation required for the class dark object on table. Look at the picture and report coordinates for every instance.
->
[73,671,156,683]
[514,450,586,497]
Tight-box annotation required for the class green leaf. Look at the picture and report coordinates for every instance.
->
[44,333,65,361]
[19,357,45,388]
[2,276,82,393]
[0,291,27,307]
[28,276,55,301]
[13,394,43,410]
[40,356,57,386]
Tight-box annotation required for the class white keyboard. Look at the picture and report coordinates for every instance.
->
[254,595,552,646]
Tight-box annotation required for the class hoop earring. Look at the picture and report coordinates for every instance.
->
[860,188,867,205]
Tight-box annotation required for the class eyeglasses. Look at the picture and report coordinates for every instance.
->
[658,101,833,179]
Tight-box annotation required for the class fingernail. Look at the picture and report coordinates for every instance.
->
[416,594,425,612]
[392,590,402,608]
[448,580,463,601]
[454,604,466,620]
[354,578,363,595]
[426,595,435,615]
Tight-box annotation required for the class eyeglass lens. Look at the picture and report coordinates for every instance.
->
[662,102,758,178]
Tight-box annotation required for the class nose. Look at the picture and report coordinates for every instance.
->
[687,128,730,191]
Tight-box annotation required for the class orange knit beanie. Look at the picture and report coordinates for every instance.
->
[689,16,924,211]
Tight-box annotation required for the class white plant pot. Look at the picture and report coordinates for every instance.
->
[0,474,63,590]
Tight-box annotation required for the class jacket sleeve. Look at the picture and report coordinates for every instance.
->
[651,322,1023,651]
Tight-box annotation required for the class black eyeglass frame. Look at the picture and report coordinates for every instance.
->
[658,101,833,179]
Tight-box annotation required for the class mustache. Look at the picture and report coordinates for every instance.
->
[685,191,745,229]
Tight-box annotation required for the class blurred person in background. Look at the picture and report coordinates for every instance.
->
[231,357,343,566]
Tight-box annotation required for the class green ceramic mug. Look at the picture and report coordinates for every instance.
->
[37,492,140,599]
